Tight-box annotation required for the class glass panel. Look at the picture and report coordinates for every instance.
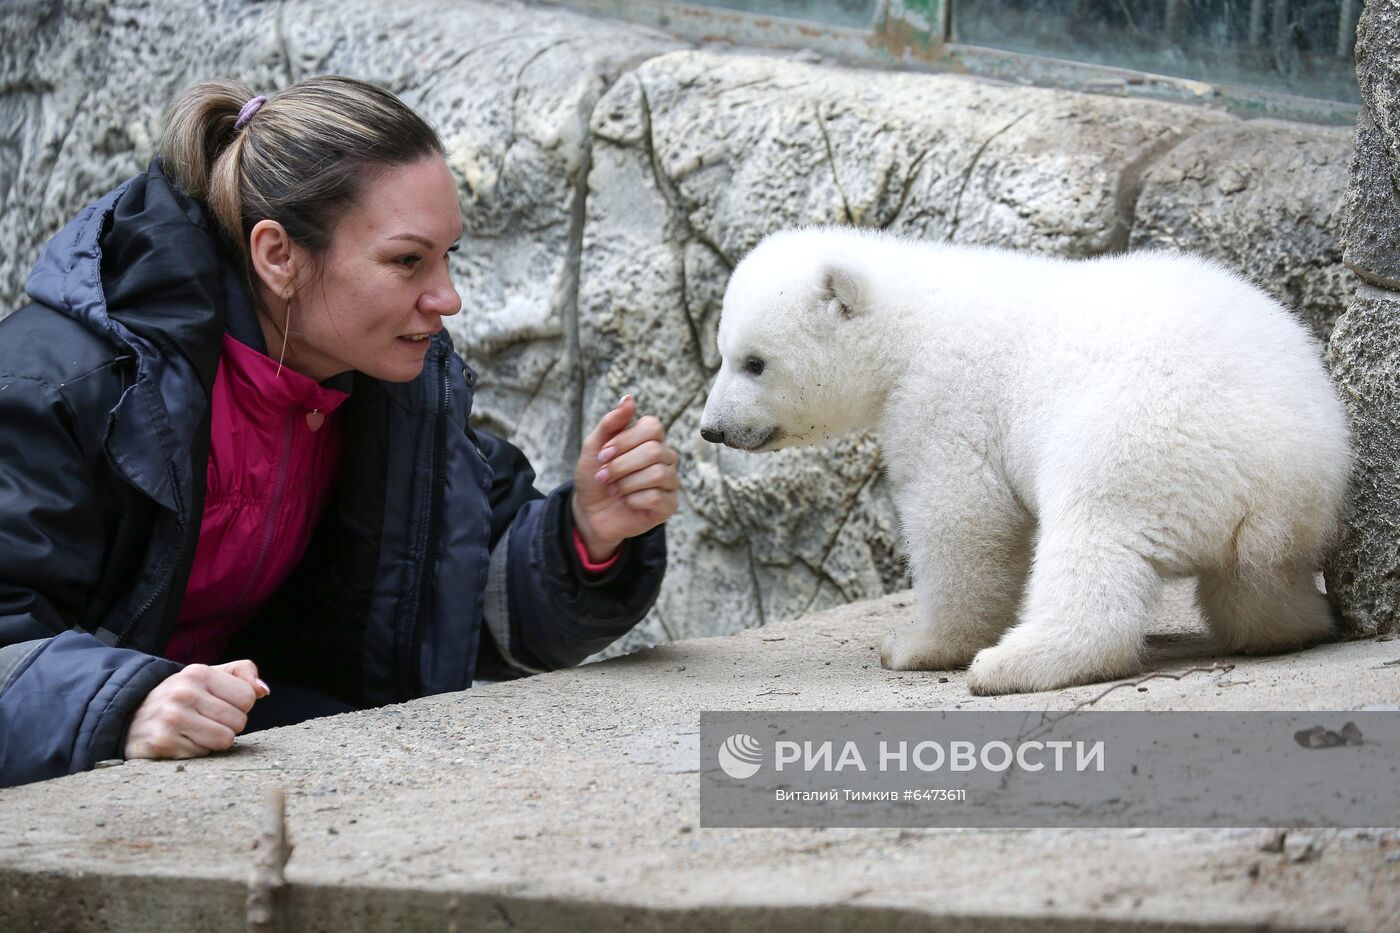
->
[689,0,880,30]
[954,0,1362,103]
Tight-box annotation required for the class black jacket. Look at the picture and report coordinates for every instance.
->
[0,163,664,787]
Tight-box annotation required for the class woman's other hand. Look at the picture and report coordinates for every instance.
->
[123,660,270,760]
[572,395,680,561]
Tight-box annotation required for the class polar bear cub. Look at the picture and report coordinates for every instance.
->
[699,226,1351,695]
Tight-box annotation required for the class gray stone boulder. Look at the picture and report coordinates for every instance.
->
[0,0,289,317]
[1325,0,1400,638]
[1325,286,1400,637]
[1132,120,1355,341]
[1341,0,1400,289]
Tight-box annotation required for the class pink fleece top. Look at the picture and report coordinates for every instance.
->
[165,334,349,665]
[166,334,619,666]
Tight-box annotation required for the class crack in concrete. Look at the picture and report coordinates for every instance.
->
[35,89,82,221]
[522,353,560,414]
[636,76,735,269]
[492,901,517,928]
[561,131,590,466]
[814,105,855,226]
[412,33,545,109]
[275,0,296,84]
[649,603,677,641]
[880,147,931,230]
[800,451,884,617]
[946,104,1045,242]
[715,446,767,628]
[677,241,718,380]
[665,382,707,436]
[313,31,349,79]
[501,38,582,191]
[713,76,787,97]
[1107,130,1193,254]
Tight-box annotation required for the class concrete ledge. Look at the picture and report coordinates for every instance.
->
[2,584,1397,931]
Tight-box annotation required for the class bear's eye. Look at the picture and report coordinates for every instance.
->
[743,357,765,377]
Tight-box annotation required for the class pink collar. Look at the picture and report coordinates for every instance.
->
[218,334,349,421]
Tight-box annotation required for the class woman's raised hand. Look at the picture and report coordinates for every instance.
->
[123,660,270,760]
[571,395,680,561]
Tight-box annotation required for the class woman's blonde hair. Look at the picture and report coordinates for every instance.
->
[159,75,445,299]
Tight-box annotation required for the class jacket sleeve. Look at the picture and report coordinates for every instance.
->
[471,427,666,679]
[0,374,179,787]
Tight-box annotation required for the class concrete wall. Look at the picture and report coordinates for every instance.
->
[0,0,1366,648]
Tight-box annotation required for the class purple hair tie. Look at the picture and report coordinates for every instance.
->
[234,95,267,130]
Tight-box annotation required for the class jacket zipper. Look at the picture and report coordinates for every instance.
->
[111,470,187,647]
[399,347,449,698]
[231,410,297,609]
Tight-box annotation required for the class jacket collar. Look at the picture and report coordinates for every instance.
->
[25,161,232,518]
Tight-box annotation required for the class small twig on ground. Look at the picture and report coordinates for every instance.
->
[1029,661,1236,735]
[1001,661,1237,786]
[247,786,292,933]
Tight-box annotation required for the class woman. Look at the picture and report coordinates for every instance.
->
[0,76,676,787]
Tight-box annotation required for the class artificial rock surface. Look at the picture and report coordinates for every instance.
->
[1325,285,1400,638]
[1131,119,1355,341]
[0,0,1363,649]
[1341,0,1400,288]
[0,584,1397,932]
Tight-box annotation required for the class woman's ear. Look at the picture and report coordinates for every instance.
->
[248,219,299,299]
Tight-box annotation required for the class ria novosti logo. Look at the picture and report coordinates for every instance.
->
[717,733,764,779]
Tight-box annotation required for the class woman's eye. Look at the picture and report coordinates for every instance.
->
[743,357,765,376]
[397,255,422,268]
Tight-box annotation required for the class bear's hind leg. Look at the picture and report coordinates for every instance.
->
[1197,568,1334,655]
[966,531,1161,695]
[881,482,1033,672]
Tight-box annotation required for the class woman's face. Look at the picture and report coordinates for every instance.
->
[279,156,464,383]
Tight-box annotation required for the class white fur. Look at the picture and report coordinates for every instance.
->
[700,227,1351,695]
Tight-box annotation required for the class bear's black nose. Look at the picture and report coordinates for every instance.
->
[700,428,726,444]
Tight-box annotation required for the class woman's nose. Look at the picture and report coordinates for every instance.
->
[421,277,462,317]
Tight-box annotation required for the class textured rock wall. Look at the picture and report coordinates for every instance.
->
[0,0,1360,650]
[1324,0,1400,637]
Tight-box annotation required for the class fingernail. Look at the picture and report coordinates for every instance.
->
[594,468,609,483]
[598,447,615,463]
[618,394,631,407]
[255,678,271,695]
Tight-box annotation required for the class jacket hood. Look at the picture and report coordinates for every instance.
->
[25,161,236,517]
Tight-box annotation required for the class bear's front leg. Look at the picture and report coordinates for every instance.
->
[965,527,1162,695]
[880,472,1033,672]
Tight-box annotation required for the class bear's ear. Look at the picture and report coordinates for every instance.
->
[818,259,867,320]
